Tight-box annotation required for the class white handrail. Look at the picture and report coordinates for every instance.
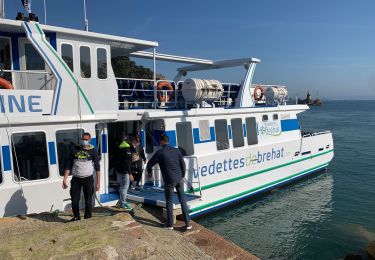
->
[1,69,53,75]
[184,155,202,199]
[116,77,154,82]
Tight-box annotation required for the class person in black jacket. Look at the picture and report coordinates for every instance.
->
[114,135,133,210]
[146,134,192,230]
[130,135,146,190]
[62,132,100,221]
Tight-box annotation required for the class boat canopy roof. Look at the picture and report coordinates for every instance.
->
[177,57,261,72]
[0,18,158,53]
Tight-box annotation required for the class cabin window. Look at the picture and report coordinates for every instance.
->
[231,118,244,148]
[246,117,258,145]
[61,43,74,72]
[198,120,211,141]
[25,43,45,70]
[80,46,91,78]
[0,38,12,83]
[145,120,164,154]
[176,122,194,156]
[56,129,84,176]
[273,114,279,121]
[12,132,49,182]
[97,48,107,79]
[262,115,268,122]
[215,119,229,150]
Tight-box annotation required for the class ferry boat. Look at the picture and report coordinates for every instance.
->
[0,13,334,217]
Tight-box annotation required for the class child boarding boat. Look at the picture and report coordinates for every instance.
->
[0,16,333,217]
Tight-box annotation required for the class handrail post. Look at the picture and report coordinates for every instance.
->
[153,48,157,109]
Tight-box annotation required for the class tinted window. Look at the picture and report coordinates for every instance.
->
[61,44,74,72]
[231,118,244,148]
[273,114,279,120]
[80,46,91,78]
[215,119,229,150]
[0,152,2,185]
[0,38,12,83]
[262,115,268,122]
[56,129,84,176]
[176,122,194,156]
[246,117,258,145]
[97,48,107,79]
[145,122,154,154]
[25,43,45,70]
[12,132,49,182]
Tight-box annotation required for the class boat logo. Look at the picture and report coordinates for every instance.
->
[258,122,281,136]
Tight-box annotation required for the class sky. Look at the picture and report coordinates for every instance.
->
[4,0,375,100]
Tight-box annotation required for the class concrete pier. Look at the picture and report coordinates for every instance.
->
[0,204,259,259]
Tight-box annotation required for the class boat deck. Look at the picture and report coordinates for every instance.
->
[99,186,201,210]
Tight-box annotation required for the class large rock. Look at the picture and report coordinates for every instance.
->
[368,240,375,259]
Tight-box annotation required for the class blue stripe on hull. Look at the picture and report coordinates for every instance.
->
[281,119,300,132]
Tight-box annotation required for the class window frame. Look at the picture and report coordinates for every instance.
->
[60,42,74,72]
[231,118,245,148]
[214,119,230,151]
[96,47,108,80]
[55,128,85,177]
[79,45,92,79]
[11,130,51,183]
[176,121,195,156]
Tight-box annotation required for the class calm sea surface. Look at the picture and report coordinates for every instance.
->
[197,101,375,260]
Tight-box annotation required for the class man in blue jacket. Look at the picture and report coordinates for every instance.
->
[146,134,192,230]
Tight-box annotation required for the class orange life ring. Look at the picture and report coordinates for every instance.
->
[0,77,14,89]
[157,81,174,102]
[253,85,264,101]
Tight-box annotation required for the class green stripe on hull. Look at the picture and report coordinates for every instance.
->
[190,162,329,213]
[35,23,94,114]
[192,149,334,193]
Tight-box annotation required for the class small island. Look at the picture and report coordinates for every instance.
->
[298,91,322,106]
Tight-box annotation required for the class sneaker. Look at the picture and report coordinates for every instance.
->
[119,203,133,210]
[163,225,174,230]
[69,216,81,222]
[186,224,193,230]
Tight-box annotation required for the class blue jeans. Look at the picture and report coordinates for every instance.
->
[164,181,191,227]
[117,173,130,206]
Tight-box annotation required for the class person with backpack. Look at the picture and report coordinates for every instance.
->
[130,135,146,191]
[114,134,134,210]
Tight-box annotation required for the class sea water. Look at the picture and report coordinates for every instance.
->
[197,101,375,259]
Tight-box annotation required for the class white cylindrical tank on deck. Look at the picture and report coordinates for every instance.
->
[264,86,288,102]
[181,78,223,103]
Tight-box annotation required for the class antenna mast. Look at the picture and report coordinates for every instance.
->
[0,0,5,18]
[83,0,89,31]
[44,0,47,24]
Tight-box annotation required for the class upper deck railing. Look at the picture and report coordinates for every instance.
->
[117,78,178,109]
[116,78,289,110]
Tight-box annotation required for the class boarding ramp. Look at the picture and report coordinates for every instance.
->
[100,156,202,219]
